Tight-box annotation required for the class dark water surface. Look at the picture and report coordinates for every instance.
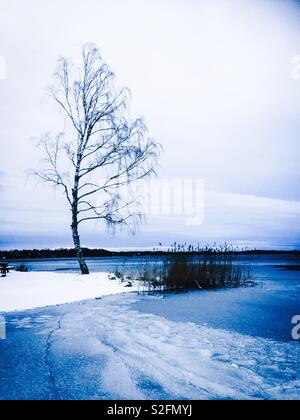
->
[9,253,300,273]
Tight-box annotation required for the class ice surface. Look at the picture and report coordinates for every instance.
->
[2,293,297,400]
[0,263,299,400]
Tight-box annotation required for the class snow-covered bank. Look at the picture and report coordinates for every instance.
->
[0,272,138,312]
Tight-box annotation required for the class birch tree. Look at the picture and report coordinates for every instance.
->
[33,45,160,274]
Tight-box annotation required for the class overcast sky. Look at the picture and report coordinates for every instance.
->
[1,0,300,250]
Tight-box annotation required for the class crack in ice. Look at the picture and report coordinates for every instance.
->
[44,314,66,400]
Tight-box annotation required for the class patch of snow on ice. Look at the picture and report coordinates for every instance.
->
[44,294,300,400]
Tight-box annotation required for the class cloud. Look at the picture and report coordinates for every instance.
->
[1,0,300,249]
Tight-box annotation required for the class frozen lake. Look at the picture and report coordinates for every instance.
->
[9,252,300,273]
[0,254,299,400]
[7,253,300,342]
[133,264,300,342]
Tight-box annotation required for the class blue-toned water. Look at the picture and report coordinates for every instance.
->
[9,253,300,273]
[10,255,165,273]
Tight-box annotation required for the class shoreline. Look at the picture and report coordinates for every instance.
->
[1,249,300,261]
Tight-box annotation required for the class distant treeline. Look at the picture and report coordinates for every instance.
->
[0,248,112,260]
[0,248,300,260]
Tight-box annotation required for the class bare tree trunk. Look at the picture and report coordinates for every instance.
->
[72,214,89,275]
[72,173,89,275]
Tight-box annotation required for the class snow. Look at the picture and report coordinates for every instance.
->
[0,272,138,312]
[3,293,298,400]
